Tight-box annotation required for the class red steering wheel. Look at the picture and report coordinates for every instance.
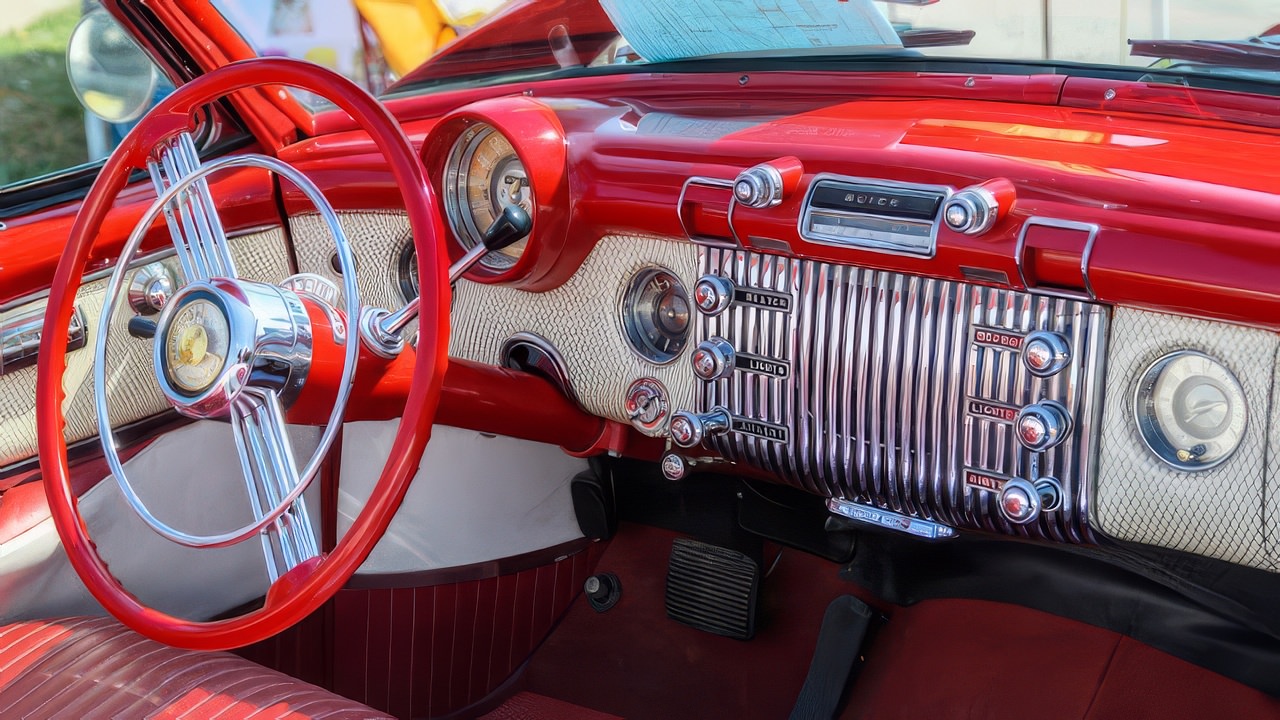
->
[35,58,449,651]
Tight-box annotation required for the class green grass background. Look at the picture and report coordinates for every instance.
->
[0,4,87,186]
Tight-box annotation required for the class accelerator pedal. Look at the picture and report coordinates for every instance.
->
[664,538,761,640]
[789,595,874,720]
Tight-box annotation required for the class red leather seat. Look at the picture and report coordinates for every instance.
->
[0,616,391,719]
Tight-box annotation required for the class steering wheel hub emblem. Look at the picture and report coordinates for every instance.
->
[163,297,229,394]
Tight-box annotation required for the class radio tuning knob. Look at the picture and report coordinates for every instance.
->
[733,165,785,208]
[1023,331,1071,377]
[999,478,1042,524]
[1015,401,1071,451]
[690,337,736,381]
[669,409,731,449]
[732,157,803,209]
[693,275,734,316]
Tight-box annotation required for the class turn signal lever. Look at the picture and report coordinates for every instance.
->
[360,204,532,357]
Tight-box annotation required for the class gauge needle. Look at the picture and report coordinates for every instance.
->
[629,395,654,419]
[1183,399,1227,423]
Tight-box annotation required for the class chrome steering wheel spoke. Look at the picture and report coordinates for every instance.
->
[230,388,319,581]
[147,132,238,282]
[92,134,361,563]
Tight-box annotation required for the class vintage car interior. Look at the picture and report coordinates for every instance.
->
[2,0,1280,717]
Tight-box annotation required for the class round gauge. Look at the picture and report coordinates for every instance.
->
[1133,350,1248,471]
[622,268,691,364]
[397,241,419,302]
[163,298,230,395]
[444,123,535,272]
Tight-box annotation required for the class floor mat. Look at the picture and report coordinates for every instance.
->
[842,598,1280,720]
[521,523,882,720]
[478,692,622,720]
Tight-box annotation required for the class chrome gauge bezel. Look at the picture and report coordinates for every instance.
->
[443,122,533,273]
[1132,350,1248,472]
[397,239,419,302]
[620,267,691,365]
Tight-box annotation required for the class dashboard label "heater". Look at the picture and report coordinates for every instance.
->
[732,287,791,312]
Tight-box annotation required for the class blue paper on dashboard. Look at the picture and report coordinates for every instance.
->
[599,0,902,63]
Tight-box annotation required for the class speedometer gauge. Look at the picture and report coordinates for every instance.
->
[444,123,535,272]
[1134,351,1247,471]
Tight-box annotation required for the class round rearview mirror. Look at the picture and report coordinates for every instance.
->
[67,9,159,124]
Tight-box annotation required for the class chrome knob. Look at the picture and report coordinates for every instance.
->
[942,186,1000,235]
[690,337,735,381]
[1023,331,1071,377]
[732,164,785,209]
[669,409,731,448]
[999,478,1041,524]
[127,262,176,315]
[660,453,689,481]
[1015,401,1071,451]
[693,275,735,316]
[624,378,669,436]
[1033,477,1063,513]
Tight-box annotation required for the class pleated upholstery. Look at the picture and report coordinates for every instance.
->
[0,617,391,719]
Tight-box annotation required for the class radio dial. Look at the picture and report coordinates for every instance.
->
[691,337,736,381]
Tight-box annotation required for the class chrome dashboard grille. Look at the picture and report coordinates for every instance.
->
[697,248,1109,542]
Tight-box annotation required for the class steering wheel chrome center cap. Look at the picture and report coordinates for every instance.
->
[153,278,313,420]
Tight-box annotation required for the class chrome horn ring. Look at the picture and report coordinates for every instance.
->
[94,143,358,571]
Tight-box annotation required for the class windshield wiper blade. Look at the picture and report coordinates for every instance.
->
[1130,38,1280,71]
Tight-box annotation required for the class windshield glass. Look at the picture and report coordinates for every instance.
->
[213,0,1280,102]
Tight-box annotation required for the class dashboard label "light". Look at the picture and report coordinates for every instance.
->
[737,352,789,378]
[732,287,791,312]
[731,417,789,443]
[967,400,1018,423]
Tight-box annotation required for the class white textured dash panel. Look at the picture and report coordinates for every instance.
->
[290,211,413,318]
[451,234,700,423]
[1093,307,1278,571]
[0,230,291,468]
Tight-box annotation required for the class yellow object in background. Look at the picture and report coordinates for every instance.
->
[355,0,459,76]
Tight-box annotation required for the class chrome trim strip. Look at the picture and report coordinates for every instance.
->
[1013,216,1101,301]
[0,223,280,315]
[698,247,1108,543]
[500,331,582,406]
[828,498,957,540]
[1,306,86,376]
[677,176,740,248]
